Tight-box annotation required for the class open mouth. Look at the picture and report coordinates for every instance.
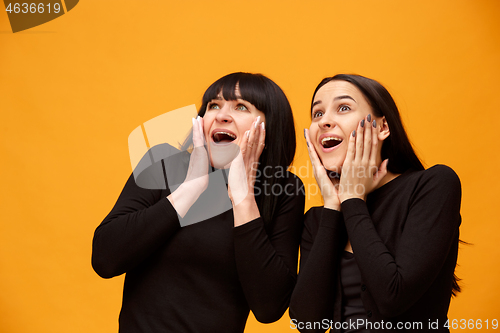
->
[212,130,237,144]
[321,137,343,149]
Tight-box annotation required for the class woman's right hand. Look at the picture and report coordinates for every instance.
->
[304,128,341,211]
[167,116,209,218]
[183,116,209,193]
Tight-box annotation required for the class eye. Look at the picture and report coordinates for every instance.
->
[339,105,351,112]
[236,104,248,111]
[312,110,324,118]
[208,102,220,110]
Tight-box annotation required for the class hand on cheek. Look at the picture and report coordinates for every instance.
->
[228,116,265,205]
[304,128,341,211]
[229,116,266,227]
[339,115,388,202]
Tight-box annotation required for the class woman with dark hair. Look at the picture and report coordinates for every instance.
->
[92,72,305,332]
[289,74,461,332]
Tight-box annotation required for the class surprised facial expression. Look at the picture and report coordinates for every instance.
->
[203,89,265,169]
[309,80,380,172]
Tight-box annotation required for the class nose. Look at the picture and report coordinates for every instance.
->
[215,104,233,123]
[319,112,336,129]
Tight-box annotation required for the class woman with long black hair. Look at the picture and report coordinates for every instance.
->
[290,74,461,332]
[92,72,305,332]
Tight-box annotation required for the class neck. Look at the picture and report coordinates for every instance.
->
[376,171,400,190]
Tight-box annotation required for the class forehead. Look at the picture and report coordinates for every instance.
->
[314,80,363,103]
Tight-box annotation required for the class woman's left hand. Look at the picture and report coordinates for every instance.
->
[228,116,266,207]
[339,115,388,202]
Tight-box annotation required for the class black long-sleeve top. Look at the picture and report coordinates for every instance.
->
[290,165,462,332]
[92,145,305,332]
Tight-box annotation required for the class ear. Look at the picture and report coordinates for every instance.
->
[377,116,390,141]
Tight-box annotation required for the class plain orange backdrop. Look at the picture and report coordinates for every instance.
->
[1,1,499,332]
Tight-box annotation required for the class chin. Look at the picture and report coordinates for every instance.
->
[319,156,343,174]
[209,141,240,169]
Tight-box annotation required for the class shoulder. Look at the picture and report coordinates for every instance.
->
[303,206,324,234]
[405,165,462,210]
[304,206,323,220]
[279,170,305,186]
[418,164,461,192]
[275,171,305,198]
[134,143,189,190]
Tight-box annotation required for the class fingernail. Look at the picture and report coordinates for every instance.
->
[192,118,195,125]
[254,116,260,128]
[197,115,200,120]
[361,119,365,128]
[306,141,309,147]
[372,120,376,128]
[303,129,306,138]
[261,122,265,130]
[352,130,356,137]
[246,130,250,138]
[367,114,371,122]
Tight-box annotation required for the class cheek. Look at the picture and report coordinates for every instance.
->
[308,123,318,140]
[236,118,254,135]
[203,117,213,136]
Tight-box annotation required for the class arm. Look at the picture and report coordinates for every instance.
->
[289,207,347,333]
[91,169,181,279]
[233,174,305,323]
[342,165,462,317]
[92,117,208,278]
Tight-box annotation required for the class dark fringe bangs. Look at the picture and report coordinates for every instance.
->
[202,73,270,113]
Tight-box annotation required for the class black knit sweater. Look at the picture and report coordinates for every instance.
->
[290,165,462,332]
[92,146,305,332]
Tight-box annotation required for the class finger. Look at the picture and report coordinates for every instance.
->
[246,116,260,158]
[374,159,389,183]
[304,129,321,169]
[240,130,250,156]
[197,116,206,145]
[362,115,372,165]
[255,121,266,159]
[192,118,202,147]
[354,119,364,163]
[344,129,356,167]
[228,151,248,205]
[251,116,262,160]
[369,118,378,168]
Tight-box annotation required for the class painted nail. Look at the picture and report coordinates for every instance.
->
[372,120,376,128]
[246,130,250,138]
[352,130,356,137]
[361,119,365,128]
[367,114,371,122]
[303,129,306,138]
[254,116,260,128]
[261,122,265,130]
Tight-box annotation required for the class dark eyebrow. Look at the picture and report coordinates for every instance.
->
[312,95,356,108]
[334,95,356,103]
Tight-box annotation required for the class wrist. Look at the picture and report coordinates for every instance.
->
[180,181,205,198]
[232,195,260,227]
[340,193,366,203]
[324,199,341,211]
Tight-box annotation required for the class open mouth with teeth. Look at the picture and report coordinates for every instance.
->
[321,137,343,149]
[212,131,237,144]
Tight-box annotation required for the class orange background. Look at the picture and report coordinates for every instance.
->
[1,1,499,332]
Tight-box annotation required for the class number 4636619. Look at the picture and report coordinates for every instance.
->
[444,319,498,330]
[6,3,62,14]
